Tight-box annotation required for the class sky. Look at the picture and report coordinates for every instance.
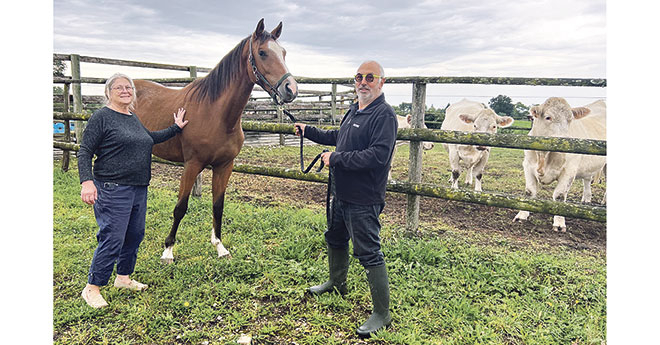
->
[51,0,608,107]
[4,1,660,343]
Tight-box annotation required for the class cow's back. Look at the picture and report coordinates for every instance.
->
[441,99,485,132]
[568,100,606,140]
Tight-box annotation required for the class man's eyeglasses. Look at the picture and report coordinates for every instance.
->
[112,86,134,92]
[354,73,381,83]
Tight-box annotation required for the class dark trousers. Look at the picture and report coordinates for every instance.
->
[325,198,386,268]
[88,181,148,286]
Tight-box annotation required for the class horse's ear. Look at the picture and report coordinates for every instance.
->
[253,18,265,39]
[271,21,283,40]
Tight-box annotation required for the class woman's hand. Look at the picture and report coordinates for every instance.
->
[174,108,188,129]
[81,180,97,205]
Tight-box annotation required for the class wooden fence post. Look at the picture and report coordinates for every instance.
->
[70,54,85,143]
[189,66,204,198]
[406,82,426,233]
[331,83,337,125]
[61,83,71,171]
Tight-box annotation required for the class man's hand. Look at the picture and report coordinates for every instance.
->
[294,123,306,136]
[321,151,332,166]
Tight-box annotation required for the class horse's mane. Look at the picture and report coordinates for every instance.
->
[187,32,274,103]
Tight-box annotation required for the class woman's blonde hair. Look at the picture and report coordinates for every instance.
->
[104,73,136,111]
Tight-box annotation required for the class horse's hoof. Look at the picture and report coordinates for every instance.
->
[161,247,174,264]
[161,257,174,264]
[215,242,231,259]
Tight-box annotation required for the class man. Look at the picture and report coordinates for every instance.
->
[294,60,397,337]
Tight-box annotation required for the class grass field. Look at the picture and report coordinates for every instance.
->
[53,147,606,344]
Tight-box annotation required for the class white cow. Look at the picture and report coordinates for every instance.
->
[513,97,606,232]
[389,114,434,181]
[441,99,514,191]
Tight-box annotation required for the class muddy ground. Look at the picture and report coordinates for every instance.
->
[152,162,606,255]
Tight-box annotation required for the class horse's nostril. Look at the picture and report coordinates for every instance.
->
[285,83,297,99]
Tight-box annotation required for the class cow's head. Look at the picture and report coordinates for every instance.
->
[528,97,590,137]
[459,108,514,151]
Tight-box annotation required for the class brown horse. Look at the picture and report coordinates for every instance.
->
[133,19,298,263]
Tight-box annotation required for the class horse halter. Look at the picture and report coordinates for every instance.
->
[248,37,292,105]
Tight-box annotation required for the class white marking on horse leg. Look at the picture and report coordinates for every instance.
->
[553,216,566,232]
[210,228,231,258]
[161,247,174,264]
[210,228,220,246]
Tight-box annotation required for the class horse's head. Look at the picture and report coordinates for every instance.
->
[248,18,298,104]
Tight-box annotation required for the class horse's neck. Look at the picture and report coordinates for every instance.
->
[217,73,254,132]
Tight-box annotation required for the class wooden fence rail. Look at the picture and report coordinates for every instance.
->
[52,112,606,155]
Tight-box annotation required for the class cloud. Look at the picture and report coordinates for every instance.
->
[52,0,606,106]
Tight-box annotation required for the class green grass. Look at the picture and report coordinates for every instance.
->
[53,163,606,344]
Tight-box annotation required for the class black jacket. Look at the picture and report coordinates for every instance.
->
[304,93,397,205]
[78,107,181,185]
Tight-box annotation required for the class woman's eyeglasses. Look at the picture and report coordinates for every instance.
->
[112,86,134,92]
[354,73,381,83]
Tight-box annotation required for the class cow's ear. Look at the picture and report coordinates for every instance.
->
[497,116,514,128]
[406,114,412,124]
[528,105,541,121]
[459,114,474,124]
[271,21,283,40]
[572,107,591,119]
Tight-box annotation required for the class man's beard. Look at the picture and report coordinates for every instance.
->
[356,87,373,104]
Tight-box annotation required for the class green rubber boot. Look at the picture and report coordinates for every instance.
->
[308,247,349,295]
[356,264,392,338]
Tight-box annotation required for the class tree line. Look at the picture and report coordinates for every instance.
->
[392,95,531,129]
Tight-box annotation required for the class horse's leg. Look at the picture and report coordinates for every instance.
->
[161,161,204,264]
[210,162,234,259]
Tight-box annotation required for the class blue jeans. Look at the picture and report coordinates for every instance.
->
[88,181,148,286]
[325,198,386,268]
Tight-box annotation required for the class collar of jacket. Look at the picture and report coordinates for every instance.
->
[350,93,386,115]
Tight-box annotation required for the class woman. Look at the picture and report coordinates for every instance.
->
[77,73,188,308]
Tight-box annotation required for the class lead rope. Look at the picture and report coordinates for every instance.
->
[281,107,334,230]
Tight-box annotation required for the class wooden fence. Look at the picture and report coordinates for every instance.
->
[53,54,607,231]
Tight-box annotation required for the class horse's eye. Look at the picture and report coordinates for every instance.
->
[259,50,267,57]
